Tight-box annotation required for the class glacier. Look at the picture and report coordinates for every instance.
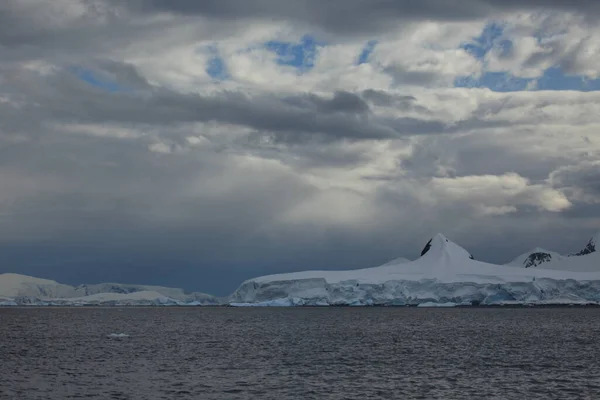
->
[2,231,600,307]
[0,273,219,306]
[230,233,600,307]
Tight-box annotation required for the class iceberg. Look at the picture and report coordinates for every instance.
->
[417,302,457,308]
[107,333,130,339]
[230,233,600,306]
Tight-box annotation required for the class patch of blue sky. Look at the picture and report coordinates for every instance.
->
[461,22,506,60]
[455,72,533,92]
[206,56,229,80]
[71,67,126,93]
[205,45,229,80]
[456,68,600,92]
[457,22,600,92]
[357,40,377,65]
[264,35,326,72]
[535,67,600,91]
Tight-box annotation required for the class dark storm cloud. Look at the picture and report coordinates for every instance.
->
[2,0,600,57]
[361,90,417,108]
[550,162,600,204]
[117,0,600,33]
[0,132,326,294]
[306,91,371,114]
[360,90,431,118]
[1,62,461,143]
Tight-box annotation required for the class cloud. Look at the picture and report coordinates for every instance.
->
[430,173,571,213]
[0,0,599,294]
[115,1,600,35]
[550,161,600,204]
[485,13,600,79]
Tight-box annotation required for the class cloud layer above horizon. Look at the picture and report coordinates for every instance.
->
[1,0,599,294]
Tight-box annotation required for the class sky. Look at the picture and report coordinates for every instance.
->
[0,0,599,295]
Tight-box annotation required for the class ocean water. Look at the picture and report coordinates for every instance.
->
[2,307,600,399]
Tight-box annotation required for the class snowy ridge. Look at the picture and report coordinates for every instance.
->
[506,248,566,269]
[231,233,600,307]
[570,231,599,256]
[506,231,600,272]
[0,273,219,306]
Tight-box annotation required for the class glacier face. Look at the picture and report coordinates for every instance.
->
[231,277,600,306]
[230,233,600,307]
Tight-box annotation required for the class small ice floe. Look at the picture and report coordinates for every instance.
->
[417,302,457,308]
[107,333,130,339]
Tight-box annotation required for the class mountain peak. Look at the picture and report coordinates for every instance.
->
[420,234,475,261]
[571,231,599,256]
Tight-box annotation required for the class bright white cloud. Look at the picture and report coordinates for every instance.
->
[431,173,571,213]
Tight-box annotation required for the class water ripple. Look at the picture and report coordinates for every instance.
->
[1,307,600,399]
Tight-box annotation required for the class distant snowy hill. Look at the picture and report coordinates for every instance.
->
[0,274,79,298]
[506,248,566,269]
[0,273,219,306]
[52,291,182,306]
[506,231,599,271]
[231,233,600,307]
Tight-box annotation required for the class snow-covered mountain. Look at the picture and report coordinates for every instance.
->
[506,248,566,269]
[505,231,599,271]
[3,231,600,307]
[0,273,219,306]
[230,233,600,307]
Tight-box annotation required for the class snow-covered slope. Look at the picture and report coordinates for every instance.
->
[378,256,411,267]
[0,273,79,298]
[507,251,600,273]
[231,233,600,306]
[506,248,566,269]
[0,273,219,306]
[505,231,599,272]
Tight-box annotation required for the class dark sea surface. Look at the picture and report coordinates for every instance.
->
[2,307,600,400]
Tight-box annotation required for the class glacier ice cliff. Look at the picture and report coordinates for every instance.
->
[230,233,600,306]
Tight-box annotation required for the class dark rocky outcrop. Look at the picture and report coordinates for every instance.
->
[523,252,552,268]
[420,239,432,256]
[572,238,596,257]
